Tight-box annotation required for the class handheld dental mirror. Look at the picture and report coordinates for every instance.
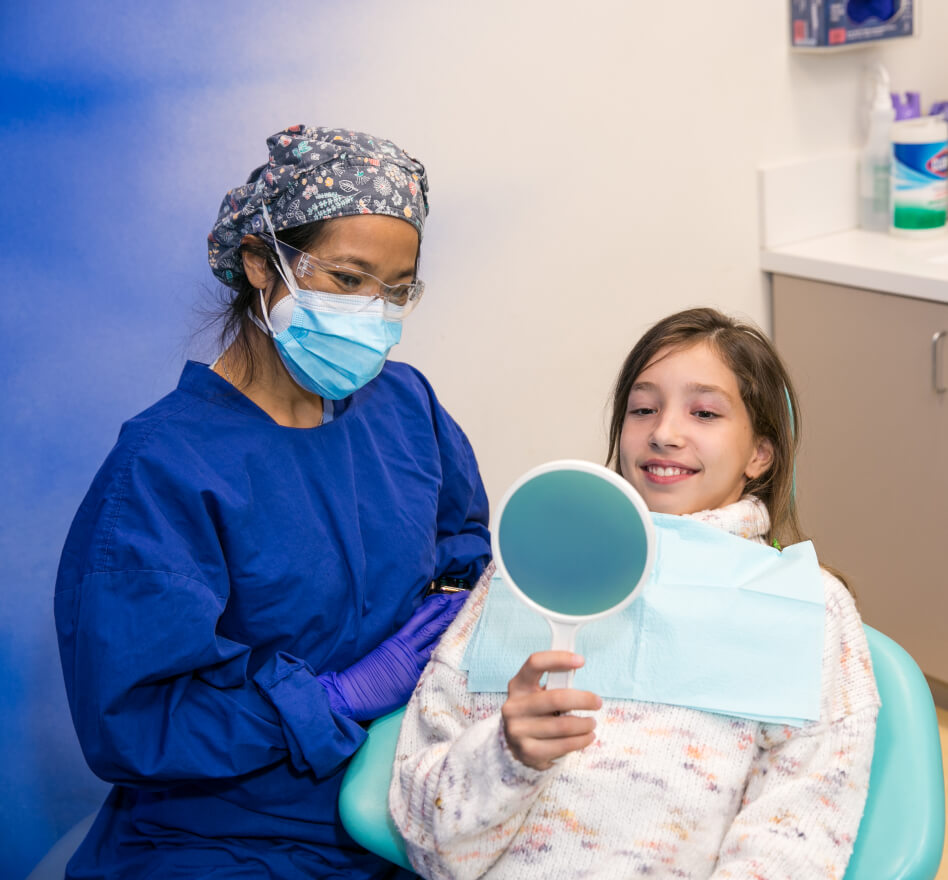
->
[493,460,656,689]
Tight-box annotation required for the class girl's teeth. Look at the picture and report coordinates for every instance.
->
[649,466,688,476]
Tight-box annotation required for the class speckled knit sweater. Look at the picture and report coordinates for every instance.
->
[390,497,879,880]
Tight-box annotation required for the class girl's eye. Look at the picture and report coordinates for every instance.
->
[693,410,718,420]
[628,406,656,416]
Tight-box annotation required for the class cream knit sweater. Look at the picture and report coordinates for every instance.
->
[390,498,880,880]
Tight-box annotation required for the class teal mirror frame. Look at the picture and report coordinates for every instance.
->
[492,459,655,689]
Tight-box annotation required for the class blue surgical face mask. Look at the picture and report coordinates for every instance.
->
[250,288,402,400]
[250,207,403,400]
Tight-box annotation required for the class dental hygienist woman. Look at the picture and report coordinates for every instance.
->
[54,125,490,880]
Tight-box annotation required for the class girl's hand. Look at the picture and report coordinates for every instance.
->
[501,651,602,771]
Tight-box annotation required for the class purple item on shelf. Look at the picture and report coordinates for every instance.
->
[928,101,948,122]
[892,91,922,120]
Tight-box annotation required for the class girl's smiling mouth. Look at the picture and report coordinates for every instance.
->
[642,461,698,483]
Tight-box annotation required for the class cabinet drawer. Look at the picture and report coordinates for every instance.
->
[773,276,948,682]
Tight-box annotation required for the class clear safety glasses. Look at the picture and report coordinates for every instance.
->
[258,233,425,320]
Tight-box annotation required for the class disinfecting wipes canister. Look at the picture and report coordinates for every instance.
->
[891,116,948,237]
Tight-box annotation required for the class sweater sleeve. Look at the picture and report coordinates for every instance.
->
[710,571,880,879]
[389,566,553,880]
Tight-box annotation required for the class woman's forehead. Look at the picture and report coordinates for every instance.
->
[315,215,419,266]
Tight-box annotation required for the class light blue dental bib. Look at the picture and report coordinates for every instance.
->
[463,514,825,726]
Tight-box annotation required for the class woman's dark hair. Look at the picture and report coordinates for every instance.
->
[208,220,330,386]
[606,307,803,549]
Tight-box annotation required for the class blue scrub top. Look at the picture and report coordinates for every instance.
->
[55,360,491,879]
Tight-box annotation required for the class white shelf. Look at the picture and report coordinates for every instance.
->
[761,228,948,304]
[758,154,948,304]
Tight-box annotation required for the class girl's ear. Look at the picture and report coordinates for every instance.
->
[240,234,273,289]
[745,436,775,481]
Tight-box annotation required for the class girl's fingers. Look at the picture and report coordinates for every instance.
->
[503,711,597,742]
[502,651,603,770]
[504,686,602,720]
[501,694,601,770]
[509,730,598,771]
[507,651,585,698]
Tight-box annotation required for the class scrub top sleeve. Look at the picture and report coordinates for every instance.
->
[427,389,491,584]
[59,567,281,785]
[56,434,368,787]
[254,652,369,777]
[58,567,368,786]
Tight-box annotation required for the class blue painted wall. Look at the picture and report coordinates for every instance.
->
[2,0,460,871]
[0,5,315,875]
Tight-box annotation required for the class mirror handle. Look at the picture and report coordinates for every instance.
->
[546,619,579,690]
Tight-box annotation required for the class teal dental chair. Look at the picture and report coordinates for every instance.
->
[25,625,946,879]
[338,625,946,879]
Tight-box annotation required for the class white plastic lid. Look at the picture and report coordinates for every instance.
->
[891,116,948,145]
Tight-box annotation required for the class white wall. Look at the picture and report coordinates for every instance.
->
[385,1,946,511]
[8,1,947,512]
[64,0,944,513]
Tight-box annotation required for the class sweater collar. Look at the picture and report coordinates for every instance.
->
[682,495,770,543]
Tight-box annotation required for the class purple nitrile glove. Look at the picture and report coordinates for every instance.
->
[318,591,468,722]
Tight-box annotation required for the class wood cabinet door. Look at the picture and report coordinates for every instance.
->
[773,276,948,682]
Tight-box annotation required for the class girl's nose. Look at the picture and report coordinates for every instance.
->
[649,413,684,449]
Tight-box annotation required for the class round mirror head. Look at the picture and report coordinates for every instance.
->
[494,460,655,622]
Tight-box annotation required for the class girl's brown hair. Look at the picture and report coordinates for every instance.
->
[605,307,802,549]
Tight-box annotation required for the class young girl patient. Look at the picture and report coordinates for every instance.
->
[389,308,879,879]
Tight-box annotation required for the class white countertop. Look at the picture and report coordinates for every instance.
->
[761,228,948,304]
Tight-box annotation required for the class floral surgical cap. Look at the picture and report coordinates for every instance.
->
[208,124,429,289]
